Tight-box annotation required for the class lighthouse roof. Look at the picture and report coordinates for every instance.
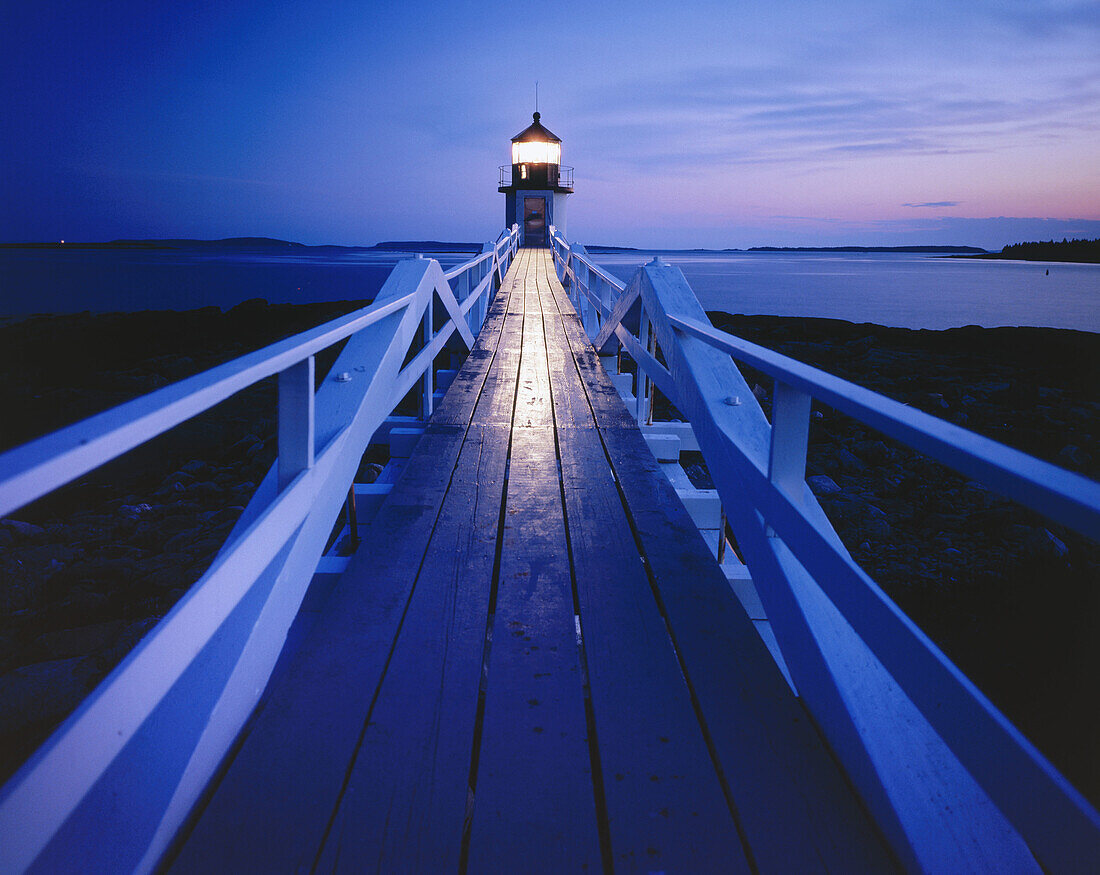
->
[511,112,561,143]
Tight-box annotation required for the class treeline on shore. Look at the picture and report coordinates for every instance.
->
[985,237,1100,263]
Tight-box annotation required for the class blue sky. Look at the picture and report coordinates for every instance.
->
[2,0,1098,249]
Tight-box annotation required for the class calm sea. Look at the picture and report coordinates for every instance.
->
[1,246,1097,333]
[594,250,1100,333]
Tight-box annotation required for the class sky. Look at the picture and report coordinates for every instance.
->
[2,0,1099,250]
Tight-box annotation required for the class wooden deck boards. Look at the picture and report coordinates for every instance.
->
[169,249,897,873]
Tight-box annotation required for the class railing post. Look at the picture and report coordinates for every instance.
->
[636,306,650,424]
[768,380,811,506]
[277,356,315,490]
[600,271,612,337]
[421,296,434,420]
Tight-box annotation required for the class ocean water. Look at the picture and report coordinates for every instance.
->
[1,245,1097,333]
[0,247,477,319]
[593,250,1100,333]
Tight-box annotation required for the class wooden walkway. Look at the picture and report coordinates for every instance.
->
[168,249,898,873]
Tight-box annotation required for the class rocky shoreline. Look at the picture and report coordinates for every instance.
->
[1,303,1097,805]
[707,313,1099,806]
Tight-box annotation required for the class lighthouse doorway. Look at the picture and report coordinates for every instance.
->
[523,197,547,246]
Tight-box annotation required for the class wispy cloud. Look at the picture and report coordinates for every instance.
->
[903,201,961,208]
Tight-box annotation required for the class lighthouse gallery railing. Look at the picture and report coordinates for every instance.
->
[0,228,519,874]
[551,226,1100,873]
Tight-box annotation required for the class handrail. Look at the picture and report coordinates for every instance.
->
[0,226,520,874]
[0,293,414,519]
[667,313,1100,540]
[498,164,574,188]
[549,225,1100,872]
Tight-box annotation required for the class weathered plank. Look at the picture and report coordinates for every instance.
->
[465,428,602,872]
[512,282,554,429]
[469,251,528,426]
[465,257,602,872]
[168,426,471,873]
[539,277,750,869]
[312,423,509,871]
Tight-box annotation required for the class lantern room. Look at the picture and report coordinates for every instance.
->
[499,111,573,247]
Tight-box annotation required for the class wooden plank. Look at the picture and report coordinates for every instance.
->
[465,259,602,870]
[512,277,554,430]
[428,271,512,427]
[312,424,509,871]
[535,263,591,429]
[168,426,469,872]
[595,423,899,872]
[465,428,601,872]
[469,250,527,426]
[539,257,751,870]
[543,276,636,431]
[557,422,750,871]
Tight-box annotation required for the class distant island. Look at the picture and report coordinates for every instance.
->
[585,244,987,254]
[955,237,1100,264]
[8,237,1097,262]
[0,237,482,253]
[747,245,986,253]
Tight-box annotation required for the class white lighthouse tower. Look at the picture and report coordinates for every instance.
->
[498,112,573,247]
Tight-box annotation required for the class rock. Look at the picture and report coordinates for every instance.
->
[808,475,841,495]
[141,561,194,592]
[1058,445,1092,468]
[1023,528,1069,561]
[164,470,197,489]
[1,519,46,539]
[752,383,768,402]
[835,447,866,473]
[163,529,201,554]
[206,506,245,527]
[853,440,894,464]
[33,620,125,661]
[230,434,262,455]
[0,657,92,735]
[862,517,892,538]
[159,355,196,381]
[76,617,161,680]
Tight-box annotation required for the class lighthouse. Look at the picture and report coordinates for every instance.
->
[499,112,573,247]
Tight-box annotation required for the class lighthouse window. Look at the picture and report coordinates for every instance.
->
[512,140,561,165]
[520,164,527,179]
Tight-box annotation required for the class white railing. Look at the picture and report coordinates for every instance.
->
[551,227,1100,873]
[0,227,519,874]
